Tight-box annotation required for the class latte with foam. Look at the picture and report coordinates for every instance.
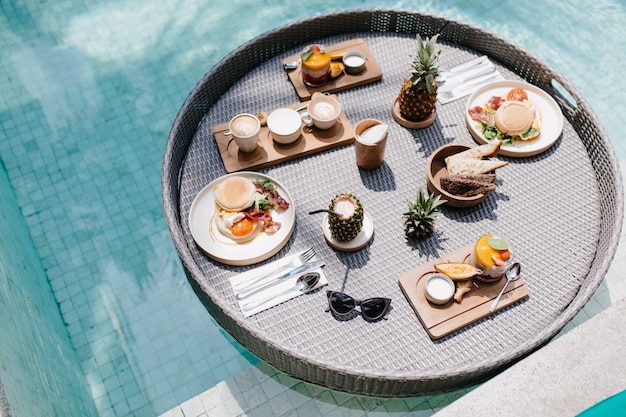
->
[309,100,339,121]
[230,114,259,137]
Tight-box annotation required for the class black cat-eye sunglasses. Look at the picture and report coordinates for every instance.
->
[325,290,391,322]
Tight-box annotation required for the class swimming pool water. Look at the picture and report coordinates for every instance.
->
[1,1,625,416]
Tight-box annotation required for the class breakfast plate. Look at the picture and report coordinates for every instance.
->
[188,172,296,266]
[465,80,564,157]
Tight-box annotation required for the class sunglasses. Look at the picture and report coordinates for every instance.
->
[325,291,391,322]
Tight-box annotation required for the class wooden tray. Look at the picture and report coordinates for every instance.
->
[213,101,354,173]
[398,244,529,339]
[283,38,383,101]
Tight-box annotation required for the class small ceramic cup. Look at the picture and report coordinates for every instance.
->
[354,118,388,170]
[302,95,342,130]
[224,113,261,153]
[424,273,455,305]
[342,51,366,74]
[267,108,304,144]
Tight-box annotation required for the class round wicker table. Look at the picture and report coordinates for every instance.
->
[162,9,623,396]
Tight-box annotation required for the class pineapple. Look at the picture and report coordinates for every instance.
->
[398,34,441,122]
[403,188,446,240]
[328,194,364,242]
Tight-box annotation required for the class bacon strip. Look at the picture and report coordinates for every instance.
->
[254,183,290,210]
[468,105,495,127]
[244,207,281,234]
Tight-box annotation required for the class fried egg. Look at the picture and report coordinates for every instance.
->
[215,209,263,243]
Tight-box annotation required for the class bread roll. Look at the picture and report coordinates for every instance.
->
[214,176,256,211]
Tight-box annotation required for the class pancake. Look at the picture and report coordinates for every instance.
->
[214,176,256,211]
[494,100,534,137]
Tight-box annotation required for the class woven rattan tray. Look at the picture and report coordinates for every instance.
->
[163,10,623,397]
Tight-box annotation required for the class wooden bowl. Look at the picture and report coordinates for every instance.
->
[426,143,491,208]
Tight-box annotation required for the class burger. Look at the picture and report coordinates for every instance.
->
[213,176,289,243]
[214,176,264,242]
[494,100,540,140]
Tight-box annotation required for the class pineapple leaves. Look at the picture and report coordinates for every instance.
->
[403,188,446,240]
[409,33,442,94]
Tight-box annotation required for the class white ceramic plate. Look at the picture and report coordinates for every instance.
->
[465,80,564,157]
[188,172,295,266]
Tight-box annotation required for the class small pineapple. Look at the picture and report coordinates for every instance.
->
[403,188,446,240]
[398,34,441,122]
[328,194,364,242]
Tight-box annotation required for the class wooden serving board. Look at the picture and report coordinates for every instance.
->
[398,244,529,340]
[213,100,354,173]
[283,38,383,101]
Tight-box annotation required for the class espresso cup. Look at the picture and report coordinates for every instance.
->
[303,95,341,130]
[225,113,261,153]
[354,119,388,170]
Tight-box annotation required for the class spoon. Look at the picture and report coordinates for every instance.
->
[283,60,300,70]
[489,262,521,312]
[241,272,321,311]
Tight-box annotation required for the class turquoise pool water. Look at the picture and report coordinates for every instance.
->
[1,1,625,416]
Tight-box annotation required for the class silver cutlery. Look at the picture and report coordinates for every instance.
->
[232,248,315,293]
[241,272,321,312]
[437,55,489,85]
[438,72,503,101]
[489,263,522,312]
[437,63,495,93]
[236,259,325,300]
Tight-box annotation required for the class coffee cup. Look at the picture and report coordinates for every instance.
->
[267,108,303,144]
[302,95,341,130]
[224,113,261,153]
[354,119,389,170]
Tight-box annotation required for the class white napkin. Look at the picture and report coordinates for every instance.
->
[437,57,504,104]
[230,249,327,317]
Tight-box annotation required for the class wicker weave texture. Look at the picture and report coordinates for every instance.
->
[162,9,623,396]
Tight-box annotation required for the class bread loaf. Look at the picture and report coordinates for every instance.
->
[440,174,497,197]
[445,140,508,175]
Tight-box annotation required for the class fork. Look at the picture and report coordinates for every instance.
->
[438,72,502,100]
[232,248,315,293]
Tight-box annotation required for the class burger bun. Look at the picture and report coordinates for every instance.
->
[494,100,534,137]
[214,176,256,211]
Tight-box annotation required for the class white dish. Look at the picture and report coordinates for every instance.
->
[322,211,373,252]
[188,172,295,266]
[465,80,564,157]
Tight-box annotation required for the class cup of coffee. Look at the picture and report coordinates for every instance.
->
[303,95,341,130]
[354,119,389,170]
[267,108,303,144]
[225,113,261,153]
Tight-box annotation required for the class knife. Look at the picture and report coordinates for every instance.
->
[236,260,325,300]
[437,63,495,93]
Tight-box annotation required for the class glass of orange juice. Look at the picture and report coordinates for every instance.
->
[301,45,331,87]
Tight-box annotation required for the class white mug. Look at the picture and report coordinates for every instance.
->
[267,108,304,144]
[224,113,261,153]
[302,95,341,130]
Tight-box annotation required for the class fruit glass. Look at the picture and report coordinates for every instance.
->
[301,46,331,87]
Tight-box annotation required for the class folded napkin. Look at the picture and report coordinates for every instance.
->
[437,56,504,104]
[230,249,327,317]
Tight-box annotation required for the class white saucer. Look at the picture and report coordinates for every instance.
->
[322,211,374,252]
